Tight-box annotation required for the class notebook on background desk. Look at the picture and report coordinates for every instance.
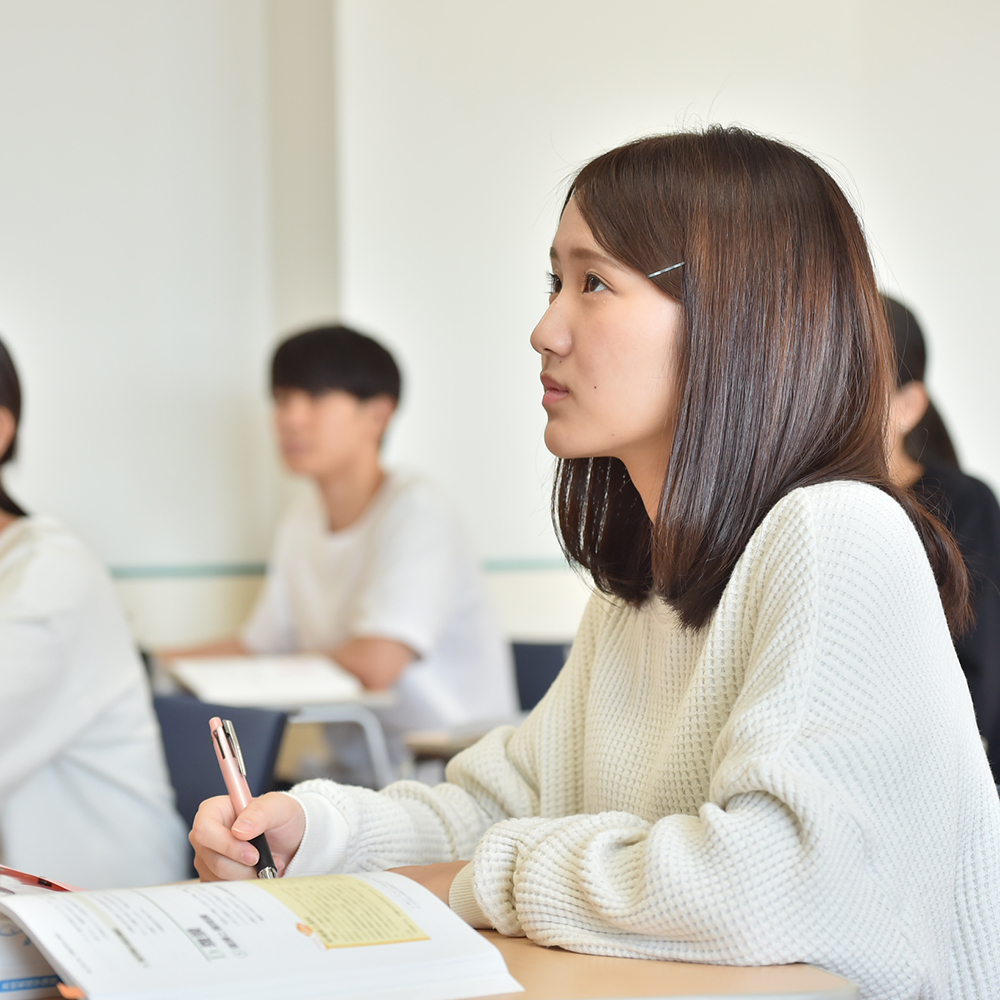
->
[169,655,365,709]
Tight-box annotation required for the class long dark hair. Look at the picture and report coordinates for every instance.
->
[0,336,26,518]
[553,128,969,633]
[883,294,960,468]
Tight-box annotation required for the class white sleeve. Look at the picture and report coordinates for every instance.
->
[0,612,86,800]
[283,722,561,878]
[282,595,606,878]
[0,542,130,800]
[349,487,464,656]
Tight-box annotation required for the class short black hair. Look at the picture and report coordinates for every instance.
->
[271,325,401,403]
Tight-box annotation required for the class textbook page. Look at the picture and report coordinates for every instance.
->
[170,654,362,707]
[0,872,522,1000]
[0,871,62,999]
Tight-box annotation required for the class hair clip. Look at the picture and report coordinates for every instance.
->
[646,262,685,279]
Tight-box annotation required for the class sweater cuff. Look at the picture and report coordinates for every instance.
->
[282,791,350,877]
[448,863,490,928]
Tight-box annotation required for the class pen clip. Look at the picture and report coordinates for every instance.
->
[219,719,248,778]
[210,723,227,760]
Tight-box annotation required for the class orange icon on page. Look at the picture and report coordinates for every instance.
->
[296,923,314,937]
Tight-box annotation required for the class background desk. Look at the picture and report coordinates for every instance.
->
[153,656,399,789]
[473,932,858,1000]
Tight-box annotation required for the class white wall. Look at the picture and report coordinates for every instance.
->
[0,0,280,568]
[336,0,1000,553]
[266,0,340,333]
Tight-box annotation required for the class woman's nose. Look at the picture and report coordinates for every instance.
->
[530,302,571,357]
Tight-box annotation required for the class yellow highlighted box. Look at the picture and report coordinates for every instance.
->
[257,876,429,950]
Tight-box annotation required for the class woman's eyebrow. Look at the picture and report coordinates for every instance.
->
[549,246,622,270]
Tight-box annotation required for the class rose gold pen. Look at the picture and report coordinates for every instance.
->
[209,716,278,879]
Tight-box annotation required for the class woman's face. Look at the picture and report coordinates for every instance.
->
[530,198,683,498]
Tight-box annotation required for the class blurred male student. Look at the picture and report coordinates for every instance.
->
[169,326,517,780]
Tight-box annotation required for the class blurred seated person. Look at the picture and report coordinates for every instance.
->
[0,335,188,887]
[885,294,1000,775]
[164,325,517,781]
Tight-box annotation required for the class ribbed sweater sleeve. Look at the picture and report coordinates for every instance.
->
[284,597,604,876]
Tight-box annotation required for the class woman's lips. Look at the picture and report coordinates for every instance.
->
[540,374,568,406]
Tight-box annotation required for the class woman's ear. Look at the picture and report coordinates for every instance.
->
[0,406,15,459]
[890,381,930,438]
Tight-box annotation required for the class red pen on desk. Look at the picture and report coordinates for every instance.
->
[0,866,78,892]
[209,716,279,879]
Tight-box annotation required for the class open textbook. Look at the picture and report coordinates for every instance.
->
[0,870,522,1000]
[1,868,70,999]
[170,655,363,708]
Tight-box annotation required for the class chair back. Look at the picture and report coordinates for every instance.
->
[153,695,288,830]
[512,642,572,711]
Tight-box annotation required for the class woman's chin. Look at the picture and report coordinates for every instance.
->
[543,430,593,461]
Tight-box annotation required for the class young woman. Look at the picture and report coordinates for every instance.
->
[884,294,1000,774]
[0,336,189,888]
[191,128,1000,998]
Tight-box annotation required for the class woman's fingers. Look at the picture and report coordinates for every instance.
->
[230,792,306,857]
[192,843,260,882]
[189,792,306,882]
[189,795,252,881]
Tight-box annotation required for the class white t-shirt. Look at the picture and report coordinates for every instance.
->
[242,473,517,737]
[0,516,189,889]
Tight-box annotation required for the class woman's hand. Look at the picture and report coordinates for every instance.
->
[190,792,306,882]
[388,861,470,905]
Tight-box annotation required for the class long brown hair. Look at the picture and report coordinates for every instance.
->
[554,127,969,633]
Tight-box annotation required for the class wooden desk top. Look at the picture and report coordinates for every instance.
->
[470,932,858,999]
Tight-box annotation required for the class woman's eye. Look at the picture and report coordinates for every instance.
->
[584,273,608,293]
[546,271,562,296]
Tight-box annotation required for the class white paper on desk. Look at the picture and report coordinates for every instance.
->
[0,873,62,999]
[171,654,363,708]
[0,872,522,1000]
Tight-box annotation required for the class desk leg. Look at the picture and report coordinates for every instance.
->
[289,704,396,789]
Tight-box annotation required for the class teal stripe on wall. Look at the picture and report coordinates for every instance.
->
[110,557,570,580]
[481,557,569,572]
[111,563,267,580]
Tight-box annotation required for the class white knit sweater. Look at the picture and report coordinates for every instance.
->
[286,482,1000,999]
